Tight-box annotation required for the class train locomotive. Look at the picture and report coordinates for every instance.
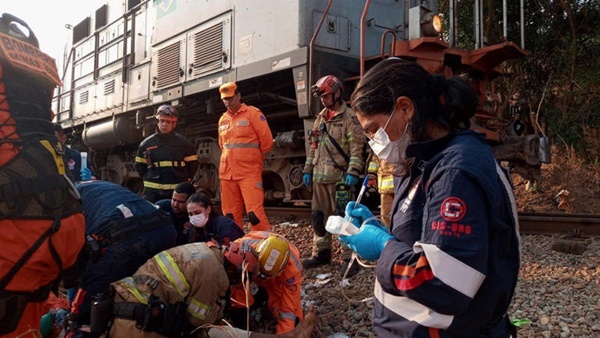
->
[52,0,549,205]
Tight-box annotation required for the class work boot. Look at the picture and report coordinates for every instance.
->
[340,258,361,278]
[302,249,331,269]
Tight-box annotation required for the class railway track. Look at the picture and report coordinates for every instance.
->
[265,207,600,236]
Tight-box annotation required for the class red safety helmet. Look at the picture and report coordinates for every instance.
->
[311,75,343,98]
[155,104,178,122]
[223,241,259,281]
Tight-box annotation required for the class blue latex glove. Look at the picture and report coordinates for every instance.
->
[80,167,92,181]
[339,223,395,260]
[345,201,376,228]
[303,173,312,187]
[345,173,359,186]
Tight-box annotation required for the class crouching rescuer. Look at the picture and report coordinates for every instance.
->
[87,241,315,338]
[0,13,86,336]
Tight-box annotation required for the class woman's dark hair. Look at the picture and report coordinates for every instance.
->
[350,58,478,142]
[186,192,218,217]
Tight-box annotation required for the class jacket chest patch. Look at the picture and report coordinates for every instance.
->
[236,120,250,127]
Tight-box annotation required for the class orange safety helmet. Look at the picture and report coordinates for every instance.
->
[223,241,259,281]
[155,104,178,122]
[256,235,290,278]
[311,75,343,98]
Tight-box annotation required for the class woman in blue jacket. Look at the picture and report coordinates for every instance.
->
[341,58,520,338]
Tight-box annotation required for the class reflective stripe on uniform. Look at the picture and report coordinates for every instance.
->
[154,251,190,297]
[379,176,394,191]
[117,277,149,304]
[116,204,134,218]
[187,297,211,320]
[184,154,199,162]
[223,143,260,149]
[135,156,146,163]
[152,160,185,167]
[279,310,297,321]
[143,181,179,190]
[368,162,378,173]
[413,243,485,298]
[374,279,453,329]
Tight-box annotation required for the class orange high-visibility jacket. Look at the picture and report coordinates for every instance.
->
[230,231,303,334]
[218,104,273,180]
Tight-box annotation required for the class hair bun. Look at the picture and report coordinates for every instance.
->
[429,75,446,97]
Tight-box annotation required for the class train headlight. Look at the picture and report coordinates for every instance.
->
[409,6,443,39]
[421,12,442,37]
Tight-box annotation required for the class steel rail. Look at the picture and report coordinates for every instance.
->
[264,208,600,236]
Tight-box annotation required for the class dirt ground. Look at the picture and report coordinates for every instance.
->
[512,144,600,214]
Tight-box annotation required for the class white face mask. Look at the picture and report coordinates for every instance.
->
[368,109,410,165]
[189,213,208,228]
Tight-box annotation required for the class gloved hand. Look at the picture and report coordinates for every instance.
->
[339,223,395,260]
[345,201,375,228]
[303,173,312,187]
[345,173,359,186]
[80,167,93,181]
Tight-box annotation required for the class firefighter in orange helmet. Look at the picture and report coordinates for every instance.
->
[0,13,85,337]
[218,82,274,231]
[228,232,303,334]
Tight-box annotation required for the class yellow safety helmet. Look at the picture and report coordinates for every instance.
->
[256,235,290,278]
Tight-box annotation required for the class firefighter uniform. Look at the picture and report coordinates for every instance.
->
[135,132,198,203]
[303,102,365,260]
[68,181,177,328]
[108,242,230,337]
[374,131,520,337]
[218,103,274,231]
[0,16,86,337]
[366,154,397,227]
[229,231,303,334]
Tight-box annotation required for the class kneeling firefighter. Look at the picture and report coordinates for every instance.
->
[90,241,314,338]
[65,181,177,335]
[0,13,86,337]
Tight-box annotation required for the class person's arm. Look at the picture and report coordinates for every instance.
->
[206,304,315,338]
[302,117,320,175]
[251,108,274,156]
[134,140,149,179]
[376,169,490,315]
[345,113,366,177]
[269,271,303,334]
[183,139,199,180]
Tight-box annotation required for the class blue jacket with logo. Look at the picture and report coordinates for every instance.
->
[374,131,520,337]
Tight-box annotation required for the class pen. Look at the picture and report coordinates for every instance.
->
[348,175,370,223]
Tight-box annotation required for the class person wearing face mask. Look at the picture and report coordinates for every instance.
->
[302,75,366,277]
[341,58,520,338]
[186,192,245,246]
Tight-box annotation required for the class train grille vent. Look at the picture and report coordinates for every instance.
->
[156,42,181,88]
[104,79,115,95]
[192,23,223,76]
[79,90,89,104]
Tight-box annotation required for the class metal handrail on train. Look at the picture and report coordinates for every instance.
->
[308,0,334,117]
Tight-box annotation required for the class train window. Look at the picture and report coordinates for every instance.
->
[73,17,90,45]
[95,5,108,30]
